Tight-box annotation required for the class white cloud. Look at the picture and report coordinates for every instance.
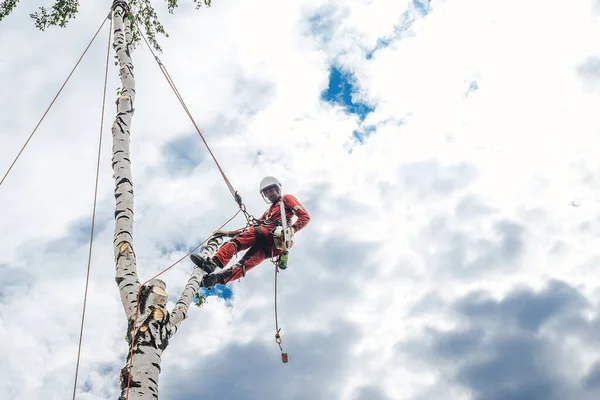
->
[3,0,600,399]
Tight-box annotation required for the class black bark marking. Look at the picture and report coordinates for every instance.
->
[116,118,126,133]
[115,277,125,285]
[138,286,152,314]
[117,177,132,187]
[133,347,145,355]
[116,250,134,263]
[119,365,141,389]
[152,362,161,373]
[158,329,170,351]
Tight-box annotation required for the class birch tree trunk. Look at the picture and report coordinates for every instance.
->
[110,2,216,398]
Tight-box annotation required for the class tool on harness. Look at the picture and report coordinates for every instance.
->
[280,197,294,249]
[278,250,289,270]
[273,198,294,270]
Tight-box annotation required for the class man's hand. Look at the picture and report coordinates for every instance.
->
[214,229,242,238]
[272,226,284,238]
[284,226,294,244]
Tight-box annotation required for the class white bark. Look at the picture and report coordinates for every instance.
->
[112,1,139,321]
[118,268,205,398]
[169,264,208,328]
[120,280,168,400]
[109,2,218,398]
[110,3,166,398]
[118,264,212,399]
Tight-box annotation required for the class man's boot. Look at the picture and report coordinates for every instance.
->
[200,269,232,288]
[190,254,222,274]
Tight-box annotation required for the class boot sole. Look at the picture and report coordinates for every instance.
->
[190,254,216,274]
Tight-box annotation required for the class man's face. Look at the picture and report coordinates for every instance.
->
[263,186,280,203]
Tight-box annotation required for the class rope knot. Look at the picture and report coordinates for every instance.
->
[234,191,245,207]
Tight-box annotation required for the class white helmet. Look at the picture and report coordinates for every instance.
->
[259,176,282,203]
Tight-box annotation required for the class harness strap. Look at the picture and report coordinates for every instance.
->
[253,225,269,248]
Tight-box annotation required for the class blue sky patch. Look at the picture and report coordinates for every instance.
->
[308,9,335,44]
[466,80,479,96]
[322,66,374,121]
[366,2,433,60]
[366,10,416,60]
[197,284,233,303]
[352,125,377,144]
[412,0,431,16]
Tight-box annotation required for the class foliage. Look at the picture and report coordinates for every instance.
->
[193,292,206,307]
[0,0,213,52]
[30,0,78,30]
[0,0,20,22]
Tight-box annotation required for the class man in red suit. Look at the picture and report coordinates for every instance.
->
[191,176,311,287]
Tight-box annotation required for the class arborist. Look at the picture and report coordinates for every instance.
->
[191,176,311,287]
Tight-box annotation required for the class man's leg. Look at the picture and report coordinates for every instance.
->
[200,246,268,287]
[213,230,257,268]
[192,229,256,273]
[222,246,268,283]
[219,226,283,283]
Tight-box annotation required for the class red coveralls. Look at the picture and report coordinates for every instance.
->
[213,194,311,283]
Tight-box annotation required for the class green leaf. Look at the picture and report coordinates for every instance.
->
[0,0,21,22]
[8,1,215,53]
[194,292,206,307]
[29,0,79,31]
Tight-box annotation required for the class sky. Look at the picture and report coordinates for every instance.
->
[2,0,600,399]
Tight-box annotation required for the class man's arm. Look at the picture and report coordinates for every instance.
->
[259,210,268,221]
[215,227,246,237]
[284,194,310,233]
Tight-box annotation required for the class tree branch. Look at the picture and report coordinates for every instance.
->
[167,266,206,332]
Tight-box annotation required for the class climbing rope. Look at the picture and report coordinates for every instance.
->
[0,14,111,187]
[71,14,112,400]
[274,260,289,363]
[134,23,253,223]
[124,209,242,400]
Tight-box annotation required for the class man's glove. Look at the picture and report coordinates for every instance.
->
[214,229,242,238]
[284,227,294,248]
[272,226,284,238]
[273,226,294,250]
